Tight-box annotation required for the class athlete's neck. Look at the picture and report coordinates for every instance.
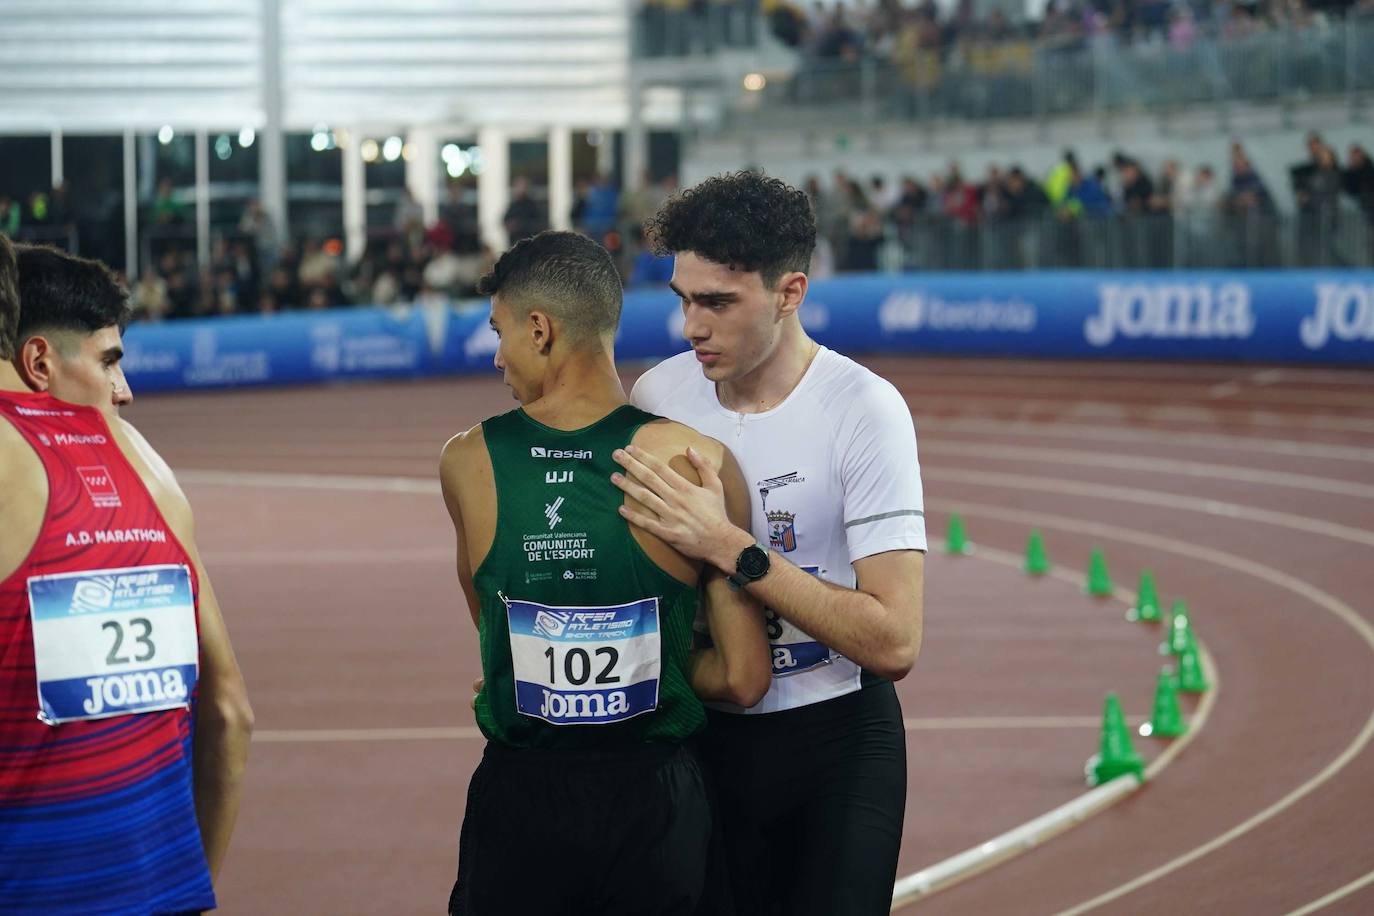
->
[521,346,628,431]
[0,361,33,395]
[717,321,819,415]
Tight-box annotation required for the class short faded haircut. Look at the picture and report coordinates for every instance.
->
[0,235,17,360]
[477,231,623,345]
[15,245,132,354]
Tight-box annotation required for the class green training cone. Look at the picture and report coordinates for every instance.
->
[1141,667,1188,738]
[1084,548,1114,598]
[1127,570,1162,622]
[945,513,973,556]
[1024,530,1051,576]
[1177,643,1210,694]
[1161,599,1194,656]
[1085,692,1145,786]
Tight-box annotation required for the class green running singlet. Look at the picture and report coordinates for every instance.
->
[472,405,705,749]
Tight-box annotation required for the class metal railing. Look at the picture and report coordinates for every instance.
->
[719,17,1374,128]
[847,209,1374,274]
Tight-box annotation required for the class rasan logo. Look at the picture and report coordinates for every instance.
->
[530,447,593,460]
[1085,283,1254,346]
[1300,283,1374,349]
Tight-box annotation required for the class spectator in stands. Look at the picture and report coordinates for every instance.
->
[1344,144,1374,224]
[1226,142,1278,265]
[440,180,479,252]
[1293,137,1344,265]
[151,178,185,226]
[131,271,170,323]
[846,185,885,271]
[503,176,547,244]
[0,197,18,239]
[297,238,339,292]
[580,174,621,243]
[238,199,278,269]
[628,226,676,287]
[394,188,426,247]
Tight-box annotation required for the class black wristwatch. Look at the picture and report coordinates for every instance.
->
[728,543,771,590]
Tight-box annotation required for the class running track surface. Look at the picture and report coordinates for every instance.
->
[122,357,1374,916]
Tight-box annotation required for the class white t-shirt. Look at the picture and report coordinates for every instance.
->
[631,346,926,715]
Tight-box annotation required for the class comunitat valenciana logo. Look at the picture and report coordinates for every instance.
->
[1085,283,1255,346]
[1300,283,1374,349]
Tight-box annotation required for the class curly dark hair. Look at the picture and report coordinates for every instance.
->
[645,171,816,287]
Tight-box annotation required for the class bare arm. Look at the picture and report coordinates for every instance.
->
[187,543,255,879]
[118,420,254,879]
[613,445,924,680]
[680,446,771,707]
[439,429,486,629]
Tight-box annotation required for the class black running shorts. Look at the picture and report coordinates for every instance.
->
[700,681,907,916]
[450,740,712,916]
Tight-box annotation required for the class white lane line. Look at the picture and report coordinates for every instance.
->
[254,726,483,743]
[915,419,1374,464]
[927,500,1374,916]
[184,466,1374,547]
[927,468,1374,548]
[897,393,1374,424]
[924,442,1374,500]
[890,540,1219,910]
[203,547,452,566]
[1284,870,1374,915]
[252,716,1142,744]
[179,469,439,494]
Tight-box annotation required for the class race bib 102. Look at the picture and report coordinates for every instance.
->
[766,565,833,677]
[27,564,199,725]
[505,596,661,726]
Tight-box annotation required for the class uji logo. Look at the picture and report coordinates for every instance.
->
[76,466,121,508]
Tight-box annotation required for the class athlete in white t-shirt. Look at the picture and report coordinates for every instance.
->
[612,172,926,916]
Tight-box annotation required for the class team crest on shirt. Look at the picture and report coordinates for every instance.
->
[76,465,121,508]
[767,510,798,553]
[756,471,805,510]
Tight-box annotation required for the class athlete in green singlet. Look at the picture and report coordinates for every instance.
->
[439,231,770,916]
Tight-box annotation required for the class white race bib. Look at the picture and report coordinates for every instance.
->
[505,596,660,726]
[766,565,834,677]
[28,564,199,725]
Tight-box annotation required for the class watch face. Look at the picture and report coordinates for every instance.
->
[739,545,770,579]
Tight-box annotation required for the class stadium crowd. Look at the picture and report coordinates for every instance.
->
[640,0,1373,58]
[2,133,1371,320]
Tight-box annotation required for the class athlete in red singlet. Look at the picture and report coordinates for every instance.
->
[0,239,254,914]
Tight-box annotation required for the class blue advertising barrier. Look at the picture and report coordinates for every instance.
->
[123,271,1374,392]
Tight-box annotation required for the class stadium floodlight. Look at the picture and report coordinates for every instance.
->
[238,127,256,148]
[743,73,766,91]
[361,139,380,163]
[310,132,330,152]
[215,135,233,160]
[383,136,404,162]
[442,143,461,163]
[157,125,175,144]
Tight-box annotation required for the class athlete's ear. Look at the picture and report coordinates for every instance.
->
[774,271,808,320]
[528,310,554,355]
[16,335,57,393]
